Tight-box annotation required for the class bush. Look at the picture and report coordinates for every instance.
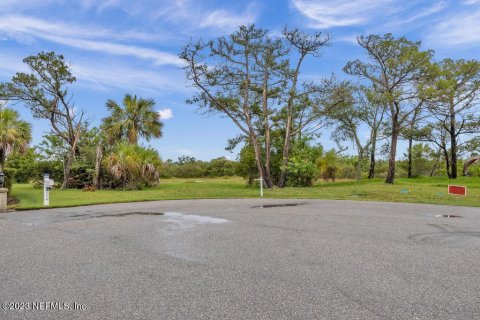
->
[6,148,38,183]
[286,141,323,187]
[31,160,64,188]
[2,167,17,194]
[206,157,238,177]
[104,143,162,189]
[318,149,339,182]
[236,144,259,186]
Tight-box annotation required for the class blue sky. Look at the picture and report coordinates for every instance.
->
[1,0,479,161]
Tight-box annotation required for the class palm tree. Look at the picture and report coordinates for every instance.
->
[105,143,161,189]
[102,94,163,144]
[0,105,32,169]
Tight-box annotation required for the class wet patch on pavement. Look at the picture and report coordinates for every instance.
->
[252,203,305,208]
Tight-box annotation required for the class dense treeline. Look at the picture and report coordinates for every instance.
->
[1,25,480,193]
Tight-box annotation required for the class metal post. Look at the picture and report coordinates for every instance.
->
[43,173,50,206]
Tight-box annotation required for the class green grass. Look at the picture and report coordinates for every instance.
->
[9,176,480,210]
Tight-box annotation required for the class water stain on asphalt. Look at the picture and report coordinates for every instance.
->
[65,211,164,221]
[408,224,480,246]
[252,203,305,208]
[163,212,229,224]
[435,214,463,218]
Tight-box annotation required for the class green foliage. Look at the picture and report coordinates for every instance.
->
[161,156,238,179]
[468,163,480,177]
[236,144,258,186]
[102,94,163,144]
[2,167,16,193]
[286,141,322,187]
[6,148,38,183]
[400,143,437,177]
[104,143,162,189]
[1,51,86,188]
[318,149,339,182]
[0,105,32,167]
[206,157,238,177]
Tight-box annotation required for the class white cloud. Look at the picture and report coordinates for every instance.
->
[199,4,258,29]
[158,108,173,120]
[0,0,61,12]
[43,34,183,66]
[395,1,446,25]
[291,0,395,28]
[0,15,181,66]
[290,0,447,30]
[83,0,259,33]
[426,9,480,47]
[71,62,188,94]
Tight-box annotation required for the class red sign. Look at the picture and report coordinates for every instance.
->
[448,185,467,196]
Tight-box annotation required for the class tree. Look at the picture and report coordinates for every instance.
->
[425,59,480,178]
[0,104,32,169]
[252,35,289,187]
[344,34,433,184]
[102,94,163,145]
[278,27,331,188]
[1,51,85,189]
[400,143,435,177]
[181,25,279,188]
[181,25,343,188]
[402,107,422,178]
[328,85,386,180]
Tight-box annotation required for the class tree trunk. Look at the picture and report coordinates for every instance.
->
[251,135,266,187]
[61,135,79,189]
[279,117,292,188]
[430,154,439,177]
[356,152,363,181]
[449,116,457,179]
[368,137,376,179]
[407,138,413,178]
[385,126,399,184]
[464,156,480,176]
[278,56,305,188]
[262,75,274,188]
[444,149,451,179]
[93,143,103,189]
[62,145,75,189]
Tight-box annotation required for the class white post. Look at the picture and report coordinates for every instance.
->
[43,173,50,206]
[260,177,263,198]
[254,177,264,198]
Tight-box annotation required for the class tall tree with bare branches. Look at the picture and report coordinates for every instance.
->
[1,52,85,188]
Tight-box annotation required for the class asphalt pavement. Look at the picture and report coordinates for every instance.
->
[1,199,480,319]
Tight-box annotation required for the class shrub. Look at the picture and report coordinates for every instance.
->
[2,167,16,193]
[104,143,162,189]
[318,150,339,182]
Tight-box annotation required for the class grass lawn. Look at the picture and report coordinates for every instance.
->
[9,176,480,210]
